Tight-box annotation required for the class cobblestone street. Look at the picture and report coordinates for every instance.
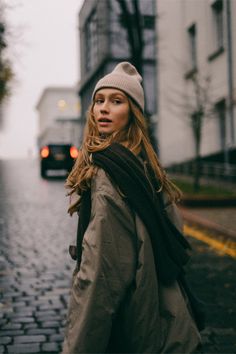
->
[0,159,235,354]
[0,160,77,353]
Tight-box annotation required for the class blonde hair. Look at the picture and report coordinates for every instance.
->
[66,98,181,215]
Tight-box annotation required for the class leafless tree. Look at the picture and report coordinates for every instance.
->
[0,1,14,108]
[115,0,157,150]
[189,73,215,191]
[116,0,144,75]
[166,71,215,192]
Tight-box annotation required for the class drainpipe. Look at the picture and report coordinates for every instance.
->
[226,0,235,152]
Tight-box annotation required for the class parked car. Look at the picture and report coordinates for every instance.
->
[40,144,78,178]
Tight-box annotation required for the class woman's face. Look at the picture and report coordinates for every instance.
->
[93,88,130,135]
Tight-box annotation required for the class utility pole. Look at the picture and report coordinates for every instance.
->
[0,22,6,126]
[226,0,235,164]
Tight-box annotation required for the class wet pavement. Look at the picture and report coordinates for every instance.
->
[0,159,236,354]
[185,236,236,354]
[184,207,236,234]
[0,159,77,353]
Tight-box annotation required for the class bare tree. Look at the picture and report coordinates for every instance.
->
[115,0,157,150]
[0,2,13,108]
[116,0,144,75]
[190,73,214,191]
[166,71,215,192]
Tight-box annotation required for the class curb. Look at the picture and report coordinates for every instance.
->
[180,196,236,207]
[180,207,236,241]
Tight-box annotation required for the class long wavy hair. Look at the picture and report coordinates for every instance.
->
[66,97,181,215]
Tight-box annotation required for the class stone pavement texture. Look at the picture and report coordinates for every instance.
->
[0,159,235,354]
[184,207,236,235]
[0,160,77,354]
[186,236,236,354]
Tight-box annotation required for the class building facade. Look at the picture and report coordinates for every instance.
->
[157,0,236,168]
[36,87,81,147]
[78,0,157,142]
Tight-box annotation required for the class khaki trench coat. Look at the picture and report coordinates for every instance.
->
[62,168,201,354]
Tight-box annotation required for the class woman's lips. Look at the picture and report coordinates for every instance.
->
[98,117,112,122]
[98,118,112,127]
[98,122,112,127]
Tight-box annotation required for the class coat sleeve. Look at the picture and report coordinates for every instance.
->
[162,192,184,233]
[62,170,137,354]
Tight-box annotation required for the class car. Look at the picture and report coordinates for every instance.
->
[40,144,79,178]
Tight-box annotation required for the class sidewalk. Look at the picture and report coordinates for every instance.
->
[180,206,236,241]
[170,173,236,240]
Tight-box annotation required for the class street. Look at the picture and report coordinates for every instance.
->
[0,159,77,353]
[0,159,236,354]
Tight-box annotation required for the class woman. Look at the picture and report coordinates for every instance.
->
[62,62,202,354]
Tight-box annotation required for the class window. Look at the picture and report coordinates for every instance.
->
[85,10,98,72]
[215,99,226,150]
[119,14,155,30]
[188,24,197,71]
[212,0,224,49]
[212,0,224,51]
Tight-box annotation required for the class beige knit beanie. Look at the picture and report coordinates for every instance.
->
[92,62,144,111]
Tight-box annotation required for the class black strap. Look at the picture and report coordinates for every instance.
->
[76,189,91,265]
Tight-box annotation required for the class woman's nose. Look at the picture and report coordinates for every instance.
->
[100,100,109,112]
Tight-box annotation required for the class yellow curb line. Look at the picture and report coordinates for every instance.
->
[184,224,236,259]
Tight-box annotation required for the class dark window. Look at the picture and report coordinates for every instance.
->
[212,0,224,50]
[85,10,98,72]
[215,99,226,150]
[188,24,197,70]
[119,14,155,29]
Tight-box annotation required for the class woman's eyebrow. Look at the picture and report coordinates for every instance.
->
[95,92,126,99]
[110,93,126,99]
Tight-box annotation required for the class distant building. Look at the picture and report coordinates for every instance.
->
[157,0,236,167]
[36,87,81,147]
[78,0,157,140]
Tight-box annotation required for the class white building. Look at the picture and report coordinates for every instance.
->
[157,0,236,167]
[36,87,81,147]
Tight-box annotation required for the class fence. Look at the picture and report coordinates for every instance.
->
[167,161,236,184]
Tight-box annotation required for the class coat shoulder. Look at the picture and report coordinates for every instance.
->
[91,167,122,199]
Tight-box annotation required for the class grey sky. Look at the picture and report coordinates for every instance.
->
[0,0,84,159]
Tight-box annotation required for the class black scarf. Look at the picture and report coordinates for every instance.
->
[77,143,191,285]
[75,143,205,330]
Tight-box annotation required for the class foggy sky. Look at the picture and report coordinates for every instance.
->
[0,0,84,159]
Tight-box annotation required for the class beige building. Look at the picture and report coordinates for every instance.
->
[157,0,236,168]
[36,87,80,147]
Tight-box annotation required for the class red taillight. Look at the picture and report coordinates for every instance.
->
[41,146,49,158]
[70,146,78,159]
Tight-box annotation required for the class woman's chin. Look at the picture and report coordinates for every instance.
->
[99,132,109,139]
[98,129,113,136]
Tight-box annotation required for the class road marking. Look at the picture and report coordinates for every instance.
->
[184,224,236,259]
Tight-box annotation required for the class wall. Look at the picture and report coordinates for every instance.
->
[157,0,236,166]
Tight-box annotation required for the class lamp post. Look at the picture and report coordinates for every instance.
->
[226,0,235,168]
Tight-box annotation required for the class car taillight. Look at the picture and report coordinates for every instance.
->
[41,146,49,158]
[70,146,79,159]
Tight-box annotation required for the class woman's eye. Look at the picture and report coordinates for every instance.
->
[95,99,103,104]
[113,99,121,104]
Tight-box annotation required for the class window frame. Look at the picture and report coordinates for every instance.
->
[208,0,224,61]
[185,23,197,79]
[84,10,98,72]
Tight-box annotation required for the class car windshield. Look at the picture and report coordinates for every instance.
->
[49,145,69,154]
